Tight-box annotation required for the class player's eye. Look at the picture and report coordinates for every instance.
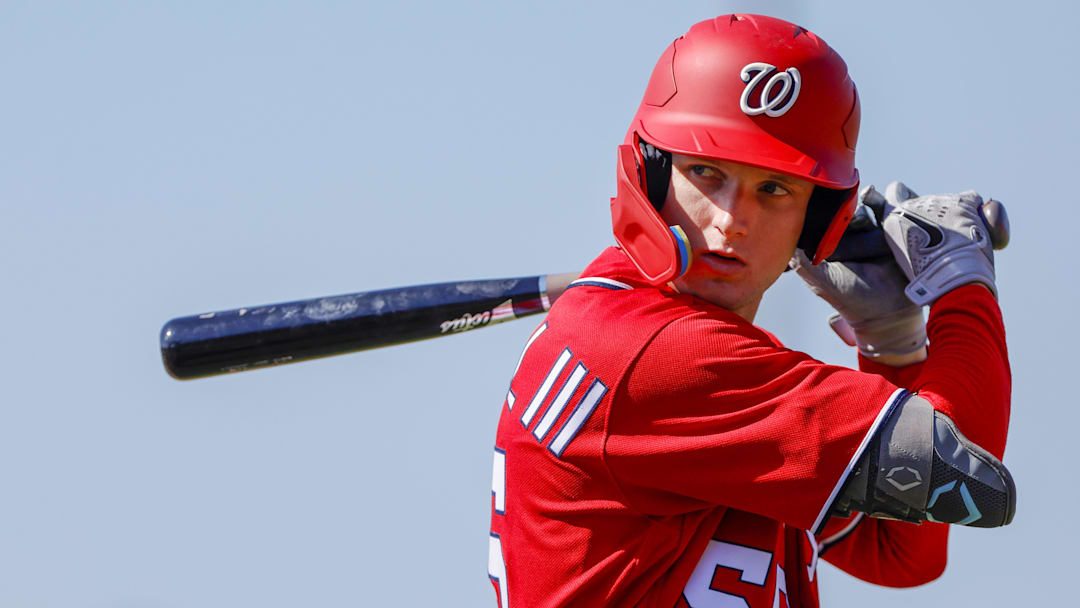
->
[760,181,791,196]
[690,165,721,179]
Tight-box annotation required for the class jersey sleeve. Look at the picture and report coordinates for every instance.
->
[818,514,949,587]
[603,310,906,532]
[819,285,1010,586]
[909,285,1011,458]
[605,285,1011,535]
[816,352,946,587]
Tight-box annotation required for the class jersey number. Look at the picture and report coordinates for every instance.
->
[489,449,509,606]
[684,540,787,608]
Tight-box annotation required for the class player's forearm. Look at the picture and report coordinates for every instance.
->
[821,517,949,587]
[861,285,1009,458]
[912,284,1011,458]
[828,289,1014,529]
[858,351,926,386]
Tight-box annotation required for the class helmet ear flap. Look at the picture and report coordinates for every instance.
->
[799,186,858,263]
[610,143,691,285]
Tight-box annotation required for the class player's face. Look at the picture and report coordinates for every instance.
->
[660,154,813,321]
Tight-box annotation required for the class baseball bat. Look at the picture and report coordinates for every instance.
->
[160,272,580,380]
[159,236,895,381]
[161,197,1008,381]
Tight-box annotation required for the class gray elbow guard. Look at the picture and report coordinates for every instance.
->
[828,393,1016,528]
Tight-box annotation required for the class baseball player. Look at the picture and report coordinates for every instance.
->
[488,14,1014,607]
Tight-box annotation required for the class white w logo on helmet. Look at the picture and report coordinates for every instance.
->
[739,62,802,118]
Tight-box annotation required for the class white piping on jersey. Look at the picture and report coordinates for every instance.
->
[568,277,633,290]
[804,529,820,582]
[818,512,866,555]
[508,322,550,411]
[811,388,909,535]
[512,322,549,376]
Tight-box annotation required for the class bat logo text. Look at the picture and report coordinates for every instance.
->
[441,311,492,334]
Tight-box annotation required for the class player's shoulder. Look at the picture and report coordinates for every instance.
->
[630,309,792,402]
[551,248,687,330]
[623,307,809,413]
[553,247,783,350]
[549,248,785,360]
[650,305,785,352]
[550,247,662,313]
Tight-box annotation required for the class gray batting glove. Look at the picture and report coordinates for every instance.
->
[881,181,1006,306]
[791,185,927,358]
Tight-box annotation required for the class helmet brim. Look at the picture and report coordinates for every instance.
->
[631,116,859,191]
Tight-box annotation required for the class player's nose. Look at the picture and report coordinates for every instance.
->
[709,187,752,239]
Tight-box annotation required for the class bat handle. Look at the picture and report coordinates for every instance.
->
[544,272,581,307]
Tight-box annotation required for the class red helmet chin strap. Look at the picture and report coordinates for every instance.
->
[610,143,691,285]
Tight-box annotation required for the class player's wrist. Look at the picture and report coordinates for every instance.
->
[873,346,928,367]
[930,282,998,310]
[848,307,927,360]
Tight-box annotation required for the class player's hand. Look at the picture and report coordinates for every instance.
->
[881,181,1009,306]
[791,185,927,358]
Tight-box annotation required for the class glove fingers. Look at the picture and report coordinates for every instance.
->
[846,201,877,233]
[789,248,816,276]
[790,249,836,295]
[859,185,889,225]
[884,181,919,205]
[794,248,914,311]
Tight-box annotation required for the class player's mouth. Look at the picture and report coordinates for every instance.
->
[701,251,747,277]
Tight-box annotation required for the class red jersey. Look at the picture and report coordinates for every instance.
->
[489,247,1010,607]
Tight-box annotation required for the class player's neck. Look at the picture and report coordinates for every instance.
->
[733,299,760,323]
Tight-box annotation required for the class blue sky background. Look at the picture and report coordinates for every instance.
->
[1,1,1073,605]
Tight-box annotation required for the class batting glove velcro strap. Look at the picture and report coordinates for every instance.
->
[827,394,1016,529]
[882,183,999,306]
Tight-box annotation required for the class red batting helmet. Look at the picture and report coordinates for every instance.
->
[611,14,861,285]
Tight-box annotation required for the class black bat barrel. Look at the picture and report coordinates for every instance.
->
[160,276,549,380]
